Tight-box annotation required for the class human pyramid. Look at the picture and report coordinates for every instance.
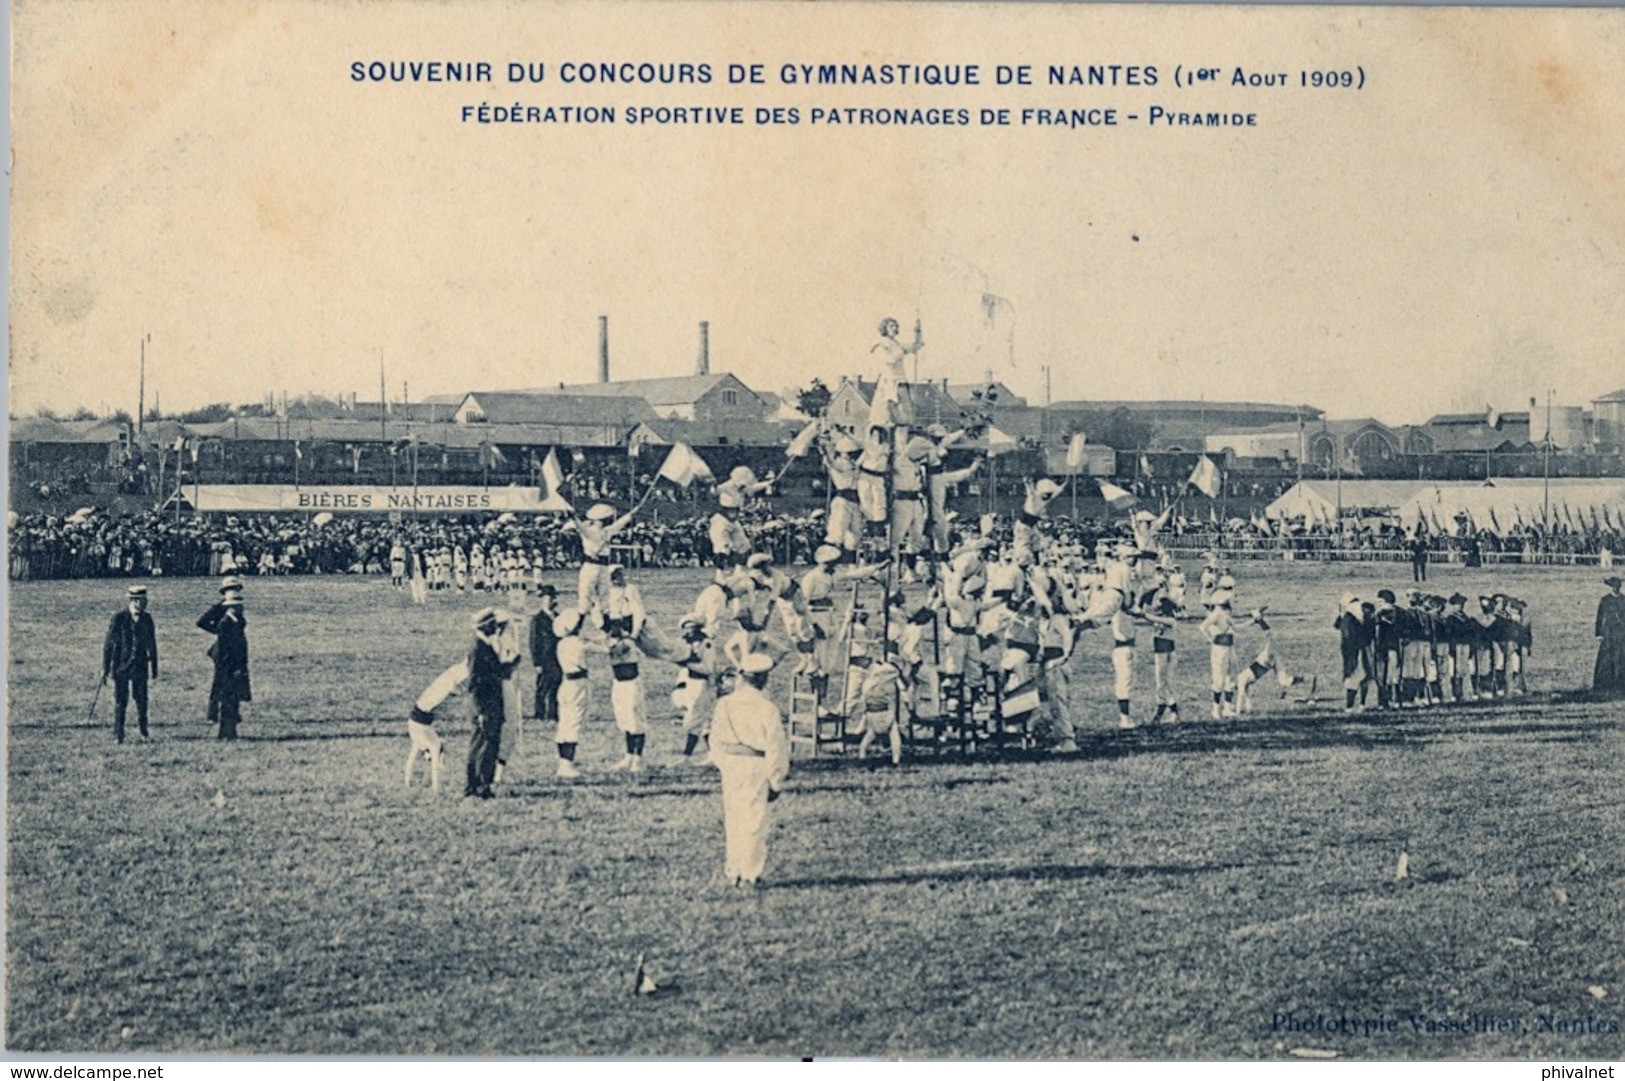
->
[403,318,1313,797]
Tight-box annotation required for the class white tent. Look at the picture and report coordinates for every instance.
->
[1264,480,1427,522]
[1395,479,1625,533]
[1266,478,1625,532]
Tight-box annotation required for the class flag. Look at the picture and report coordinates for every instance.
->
[1065,433,1087,472]
[1139,454,1155,479]
[1488,506,1501,534]
[540,448,566,500]
[294,441,303,460]
[1187,455,1222,499]
[1209,503,1220,526]
[1513,504,1525,528]
[170,435,187,454]
[189,440,200,463]
[983,425,1019,457]
[350,445,363,473]
[1444,512,1460,538]
[786,420,821,459]
[1098,481,1136,510]
[657,442,714,487]
[1562,502,1575,530]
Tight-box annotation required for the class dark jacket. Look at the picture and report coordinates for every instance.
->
[103,609,159,679]
[198,603,252,702]
[529,610,562,674]
[466,636,517,722]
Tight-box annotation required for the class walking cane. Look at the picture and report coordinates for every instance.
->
[87,674,107,720]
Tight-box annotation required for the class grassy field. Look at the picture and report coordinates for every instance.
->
[5,562,1623,1059]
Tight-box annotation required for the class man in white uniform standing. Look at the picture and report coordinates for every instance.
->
[709,653,791,889]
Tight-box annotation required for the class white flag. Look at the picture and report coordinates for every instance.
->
[1065,432,1087,471]
[984,425,1019,457]
[1098,481,1136,510]
[541,448,566,500]
[1187,455,1222,499]
[786,420,821,459]
[658,442,714,487]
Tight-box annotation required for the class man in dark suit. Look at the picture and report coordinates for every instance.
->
[465,607,519,799]
[198,577,252,740]
[103,584,159,743]
[529,585,562,723]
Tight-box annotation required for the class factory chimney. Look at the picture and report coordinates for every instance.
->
[598,316,610,383]
[697,321,710,376]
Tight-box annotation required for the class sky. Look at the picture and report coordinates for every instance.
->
[10,1,1625,426]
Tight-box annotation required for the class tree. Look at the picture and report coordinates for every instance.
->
[1065,409,1155,452]
[106,409,134,425]
[69,406,98,421]
[178,402,234,424]
[32,406,59,420]
[795,378,832,419]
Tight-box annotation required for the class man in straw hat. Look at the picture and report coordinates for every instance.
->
[102,584,159,743]
[464,607,519,799]
[197,577,251,740]
[709,653,791,888]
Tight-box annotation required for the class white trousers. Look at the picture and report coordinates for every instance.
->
[716,753,774,883]
[556,679,588,744]
[612,677,646,734]
[1112,644,1135,701]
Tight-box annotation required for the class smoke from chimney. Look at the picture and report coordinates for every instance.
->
[697,321,710,376]
[598,316,610,383]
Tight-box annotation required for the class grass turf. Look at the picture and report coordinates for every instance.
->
[5,563,1623,1058]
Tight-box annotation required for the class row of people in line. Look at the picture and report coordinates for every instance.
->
[1334,588,1533,710]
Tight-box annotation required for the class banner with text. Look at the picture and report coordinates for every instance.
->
[191,485,572,514]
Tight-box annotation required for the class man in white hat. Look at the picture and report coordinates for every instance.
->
[797,544,884,712]
[669,615,722,762]
[891,436,932,560]
[1200,587,1239,719]
[709,653,791,888]
[710,465,770,574]
[1143,569,1184,724]
[1335,592,1373,712]
[103,584,159,744]
[463,607,518,798]
[551,609,590,779]
[924,439,980,562]
[941,538,992,686]
[819,433,864,559]
[1075,543,1142,729]
[564,502,637,619]
[1014,477,1064,565]
[855,425,892,534]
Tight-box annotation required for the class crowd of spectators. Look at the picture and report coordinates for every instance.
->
[8,497,1620,582]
